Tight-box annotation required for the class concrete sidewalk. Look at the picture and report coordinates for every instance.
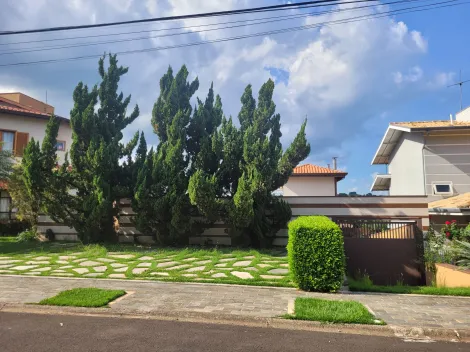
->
[0,275,469,330]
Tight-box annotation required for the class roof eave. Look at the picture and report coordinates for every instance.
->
[0,108,69,123]
[371,126,409,165]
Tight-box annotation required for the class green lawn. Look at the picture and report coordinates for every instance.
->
[38,288,126,307]
[0,237,292,287]
[285,297,384,325]
[348,278,470,296]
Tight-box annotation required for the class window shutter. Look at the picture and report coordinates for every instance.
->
[14,132,29,157]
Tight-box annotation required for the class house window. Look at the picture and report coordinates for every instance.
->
[432,182,453,196]
[56,140,66,151]
[0,191,12,220]
[0,131,15,152]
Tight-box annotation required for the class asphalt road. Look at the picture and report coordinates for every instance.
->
[0,312,467,352]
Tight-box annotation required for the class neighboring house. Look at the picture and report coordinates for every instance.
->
[0,92,72,220]
[281,163,347,196]
[371,108,470,200]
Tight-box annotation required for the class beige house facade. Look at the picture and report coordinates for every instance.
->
[0,93,72,220]
[281,163,347,196]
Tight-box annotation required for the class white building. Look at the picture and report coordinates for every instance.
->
[282,163,347,196]
[371,108,470,200]
[0,92,72,219]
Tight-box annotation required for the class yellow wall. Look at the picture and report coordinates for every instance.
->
[436,263,470,288]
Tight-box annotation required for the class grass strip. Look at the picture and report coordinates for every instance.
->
[348,278,470,297]
[38,288,126,307]
[285,297,384,325]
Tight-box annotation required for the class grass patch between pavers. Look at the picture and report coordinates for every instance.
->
[348,278,470,297]
[0,237,291,287]
[38,288,126,307]
[285,298,384,325]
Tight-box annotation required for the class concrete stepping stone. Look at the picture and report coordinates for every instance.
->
[150,272,169,276]
[157,261,178,268]
[231,271,253,279]
[110,263,127,268]
[244,267,258,271]
[215,263,227,267]
[109,274,126,278]
[183,257,197,261]
[11,265,38,271]
[137,262,152,268]
[59,266,74,269]
[165,264,189,270]
[138,256,154,261]
[73,258,88,263]
[58,256,76,260]
[280,263,289,267]
[109,254,135,259]
[260,275,284,279]
[84,273,101,277]
[0,260,22,265]
[33,256,51,261]
[56,260,69,264]
[114,266,128,272]
[79,260,101,267]
[0,269,13,273]
[25,272,42,276]
[182,274,197,277]
[268,268,288,275]
[257,264,271,268]
[261,260,280,264]
[97,258,115,262]
[35,267,51,272]
[221,254,234,257]
[0,264,14,268]
[233,261,251,267]
[25,261,50,265]
[211,273,227,278]
[132,267,148,275]
[243,256,256,259]
[219,258,234,262]
[186,266,206,272]
[51,270,65,273]
[93,266,107,273]
[73,268,89,274]
[194,260,211,265]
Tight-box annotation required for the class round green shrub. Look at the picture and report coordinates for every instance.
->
[287,215,345,292]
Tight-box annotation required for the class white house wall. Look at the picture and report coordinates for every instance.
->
[424,131,470,199]
[388,132,425,195]
[0,112,72,164]
[282,176,336,196]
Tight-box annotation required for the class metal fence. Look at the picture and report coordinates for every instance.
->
[333,219,416,239]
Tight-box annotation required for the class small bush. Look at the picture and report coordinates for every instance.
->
[16,229,38,242]
[0,220,29,236]
[287,216,345,292]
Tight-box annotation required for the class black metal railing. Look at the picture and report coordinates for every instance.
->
[332,219,416,239]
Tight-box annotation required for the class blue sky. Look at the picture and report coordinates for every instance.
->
[1,0,469,194]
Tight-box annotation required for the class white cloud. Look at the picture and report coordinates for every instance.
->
[0,0,450,160]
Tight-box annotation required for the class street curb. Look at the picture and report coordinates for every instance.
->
[1,303,469,343]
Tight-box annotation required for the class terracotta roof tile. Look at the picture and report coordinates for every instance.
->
[391,120,470,129]
[292,163,347,176]
[429,192,470,209]
[0,97,50,117]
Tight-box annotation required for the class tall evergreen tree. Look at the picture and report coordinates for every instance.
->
[133,66,199,244]
[189,79,310,248]
[0,149,12,182]
[47,54,140,243]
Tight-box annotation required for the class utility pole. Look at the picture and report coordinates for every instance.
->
[448,70,470,111]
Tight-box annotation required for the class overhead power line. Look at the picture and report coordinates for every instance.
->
[0,0,466,67]
[0,0,377,36]
[0,0,425,56]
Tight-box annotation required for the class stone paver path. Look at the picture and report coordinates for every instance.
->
[0,250,289,286]
[0,276,469,329]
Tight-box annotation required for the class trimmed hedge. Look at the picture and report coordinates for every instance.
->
[287,216,345,292]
